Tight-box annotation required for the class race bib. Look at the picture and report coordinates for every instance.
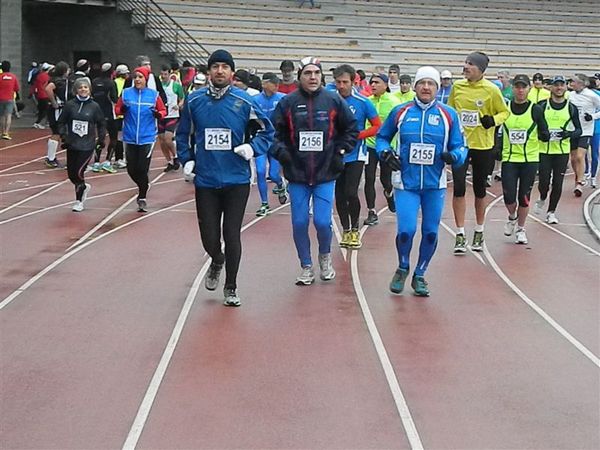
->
[409,143,435,165]
[460,110,480,128]
[72,120,89,137]
[549,129,562,142]
[508,129,527,145]
[299,131,323,152]
[205,128,231,150]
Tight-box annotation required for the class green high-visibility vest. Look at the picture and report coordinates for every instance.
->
[541,99,572,155]
[502,101,540,163]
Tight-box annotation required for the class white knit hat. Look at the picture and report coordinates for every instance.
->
[414,66,441,88]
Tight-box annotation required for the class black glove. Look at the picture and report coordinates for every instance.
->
[441,151,455,164]
[151,108,162,119]
[480,115,495,129]
[554,130,572,140]
[584,112,593,122]
[330,149,345,173]
[276,149,292,166]
[380,150,401,171]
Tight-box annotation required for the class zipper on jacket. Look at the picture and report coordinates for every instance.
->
[420,108,426,190]
[136,90,141,144]
[308,95,314,186]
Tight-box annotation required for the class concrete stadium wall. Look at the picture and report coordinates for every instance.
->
[22,1,171,77]
[0,0,23,80]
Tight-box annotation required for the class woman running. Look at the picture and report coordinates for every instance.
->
[57,77,106,212]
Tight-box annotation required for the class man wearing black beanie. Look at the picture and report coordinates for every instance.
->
[448,51,510,254]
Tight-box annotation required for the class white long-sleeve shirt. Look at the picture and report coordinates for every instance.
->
[569,88,600,137]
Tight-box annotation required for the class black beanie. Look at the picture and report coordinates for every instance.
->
[466,52,489,73]
[207,49,235,71]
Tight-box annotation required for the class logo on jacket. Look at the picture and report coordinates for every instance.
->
[428,115,440,126]
[233,99,244,111]
[475,99,484,108]
[315,110,329,122]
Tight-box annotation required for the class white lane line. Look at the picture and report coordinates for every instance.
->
[483,195,600,368]
[0,150,66,174]
[0,178,181,226]
[121,201,290,450]
[0,135,50,151]
[0,180,69,215]
[0,168,56,178]
[583,188,600,242]
[65,172,166,252]
[2,180,64,194]
[0,198,196,311]
[348,207,424,450]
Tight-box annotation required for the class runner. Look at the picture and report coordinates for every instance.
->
[176,49,274,307]
[394,74,415,104]
[436,70,453,104]
[364,73,400,226]
[568,73,600,196]
[253,72,287,216]
[388,64,401,93]
[158,65,185,172]
[0,60,20,140]
[376,66,467,296]
[497,70,513,102]
[113,64,130,169]
[278,60,298,94]
[448,51,510,253]
[534,75,582,224]
[500,74,549,244]
[91,62,118,173]
[44,61,72,168]
[57,77,106,212]
[32,62,52,129]
[591,75,600,188]
[527,73,551,104]
[333,64,381,249]
[114,66,167,213]
[270,57,358,285]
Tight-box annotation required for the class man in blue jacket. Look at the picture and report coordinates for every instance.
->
[376,66,467,297]
[176,50,274,307]
[270,57,358,286]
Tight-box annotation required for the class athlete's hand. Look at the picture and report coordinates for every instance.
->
[381,150,401,171]
[441,151,455,164]
[233,143,254,161]
[183,160,195,182]
[480,115,495,129]
[584,112,593,122]
[276,148,292,166]
[150,108,162,119]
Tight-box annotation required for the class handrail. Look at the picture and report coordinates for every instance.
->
[117,0,210,64]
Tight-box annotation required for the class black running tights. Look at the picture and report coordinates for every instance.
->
[538,153,569,213]
[66,148,94,201]
[364,147,392,210]
[195,184,250,290]
[125,143,153,199]
[335,160,364,230]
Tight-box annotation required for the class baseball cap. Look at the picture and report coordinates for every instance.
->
[76,59,88,69]
[532,72,544,81]
[440,70,452,79]
[233,69,250,85]
[101,62,112,72]
[512,74,530,86]
[115,64,130,75]
[41,62,53,71]
[370,73,389,84]
[193,73,207,85]
[262,72,280,83]
[550,75,566,84]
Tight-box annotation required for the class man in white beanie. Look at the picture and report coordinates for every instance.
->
[376,66,467,296]
[436,70,453,104]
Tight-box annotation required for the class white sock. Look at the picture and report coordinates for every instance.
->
[474,224,484,233]
[456,227,465,235]
[47,139,58,161]
[508,214,517,220]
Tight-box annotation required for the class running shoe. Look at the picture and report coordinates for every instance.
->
[533,199,545,215]
[384,189,396,213]
[81,183,91,203]
[163,162,175,173]
[101,161,117,173]
[72,201,84,212]
[115,159,127,169]
[389,268,408,294]
[45,158,60,169]
[205,262,223,291]
[504,217,517,236]
[348,230,362,249]
[318,253,336,281]
[256,203,270,217]
[494,174,502,182]
[453,233,467,254]
[485,175,492,187]
[574,186,583,197]
[1,133,11,140]
[172,159,180,171]
[591,177,597,189]
[223,287,241,307]
[275,181,288,205]
[272,183,285,195]
[137,198,147,213]
[295,266,315,286]
[471,231,484,252]
[339,230,352,248]
[411,275,430,297]
[92,162,101,172]
[546,212,559,224]
[363,210,378,226]
[33,122,45,129]
[515,228,528,245]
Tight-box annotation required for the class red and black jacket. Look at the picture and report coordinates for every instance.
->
[270,86,358,186]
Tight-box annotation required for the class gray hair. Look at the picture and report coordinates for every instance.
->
[135,55,151,66]
[497,70,510,77]
[72,77,91,94]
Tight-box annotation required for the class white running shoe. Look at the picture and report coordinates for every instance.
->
[295,266,315,285]
[515,228,528,244]
[72,201,84,212]
[81,183,91,203]
[318,253,336,281]
[115,159,127,169]
[591,177,597,189]
[92,162,101,172]
[504,218,517,236]
[533,199,545,215]
[546,212,559,224]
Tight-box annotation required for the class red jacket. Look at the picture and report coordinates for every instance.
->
[33,71,50,100]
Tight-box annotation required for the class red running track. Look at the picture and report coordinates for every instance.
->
[1,129,598,449]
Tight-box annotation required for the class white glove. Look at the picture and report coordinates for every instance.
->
[233,143,254,161]
[183,160,195,182]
